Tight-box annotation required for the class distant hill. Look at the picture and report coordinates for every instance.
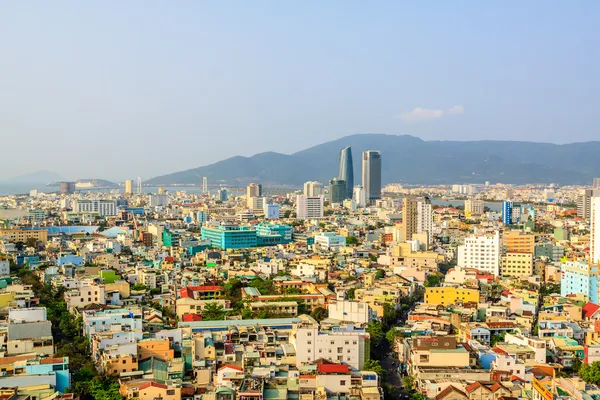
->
[147,134,600,185]
[7,170,63,184]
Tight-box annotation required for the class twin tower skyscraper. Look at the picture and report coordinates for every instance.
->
[337,146,381,204]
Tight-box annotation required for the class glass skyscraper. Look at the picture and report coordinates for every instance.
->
[362,150,382,203]
[338,146,354,199]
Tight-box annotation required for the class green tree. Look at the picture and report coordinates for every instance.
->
[411,393,428,400]
[346,288,356,300]
[224,278,245,301]
[310,307,328,322]
[346,236,359,246]
[402,376,415,390]
[375,269,385,279]
[580,361,600,385]
[130,284,147,291]
[201,302,227,321]
[490,332,507,346]
[572,358,583,373]
[424,274,442,288]
[285,287,303,295]
[383,302,398,327]
[363,359,386,381]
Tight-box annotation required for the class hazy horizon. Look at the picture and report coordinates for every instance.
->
[1,2,599,180]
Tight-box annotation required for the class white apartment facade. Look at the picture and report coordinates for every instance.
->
[65,281,106,309]
[457,231,501,276]
[296,195,324,219]
[293,325,369,370]
[149,194,169,207]
[591,196,600,264]
[74,199,117,216]
[304,181,324,197]
[416,200,433,244]
[327,301,375,324]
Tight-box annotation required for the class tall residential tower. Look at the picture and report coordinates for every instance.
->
[361,150,382,203]
[338,146,354,199]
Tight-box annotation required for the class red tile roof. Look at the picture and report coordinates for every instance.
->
[219,364,243,371]
[583,302,600,319]
[182,314,202,322]
[436,385,468,400]
[179,285,223,298]
[139,381,168,390]
[317,363,349,374]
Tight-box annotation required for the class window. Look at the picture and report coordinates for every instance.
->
[340,380,346,386]
[167,390,175,395]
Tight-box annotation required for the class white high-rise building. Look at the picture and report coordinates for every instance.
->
[465,199,485,217]
[124,180,134,194]
[353,186,366,208]
[296,195,324,219]
[457,231,501,276]
[149,194,169,207]
[248,197,265,212]
[263,203,280,219]
[416,200,433,244]
[303,181,324,197]
[73,200,117,217]
[591,196,600,264]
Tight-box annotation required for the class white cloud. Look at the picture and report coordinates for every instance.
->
[447,105,464,115]
[396,105,465,122]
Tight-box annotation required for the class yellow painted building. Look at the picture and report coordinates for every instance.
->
[120,380,181,400]
[0,292,16,308]
[103,354,138,376]
[425,287,480,306]
[501,252,533,278]
[105,281,130,298]
[137,338,174,361]
[0,229,48,244]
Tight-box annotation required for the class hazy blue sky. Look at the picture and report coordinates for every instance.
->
[1,2,598,181]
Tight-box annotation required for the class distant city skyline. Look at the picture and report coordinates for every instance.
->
[1,2,599,179]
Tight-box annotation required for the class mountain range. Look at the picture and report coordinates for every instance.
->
[148,134,600,186]
[5,170,64,184]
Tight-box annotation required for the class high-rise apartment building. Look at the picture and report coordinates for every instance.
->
[303,181,324,197]
[217,188,229,202]
[401,197,432,243]
[136,177,143,194]
[353,186,366,208]
[464,199,484,218]
[246,183,262,198]
[457,232,501,276]
[578,189,594,219]
[591,196,600,264]
[329,178,346,204]
[401,198,418,242]
[60,182,76,195]
[503,231,535,254]
[246,183,263,209]
[338,146,354,199]
[594,178,600,189]
[149,194,169,207]
[361,151,382,203]
[296,195,324,219]
[124,180,134,195]
[73,199,117,216]
[248,197,265,212]
[502,201,521,225]
[416,198,433,244]
[561,260,599,304]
